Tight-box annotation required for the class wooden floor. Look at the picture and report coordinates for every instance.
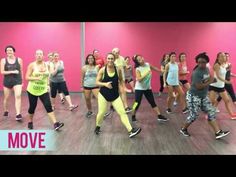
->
[1,92,236,155]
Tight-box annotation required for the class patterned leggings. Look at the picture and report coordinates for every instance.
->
[186,91,216,123]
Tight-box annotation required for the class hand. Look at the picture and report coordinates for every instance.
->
[225,80,231,84]
[164,82,167,88]
[36,76,43,81]
[12,70,19,74]
[105,81,113,89]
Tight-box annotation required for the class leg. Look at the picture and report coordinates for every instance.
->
[91,88,99,99]
[96,93,108,127]
[180,92,201,136]
[159,75,164,93]
[143,89,160,115]
[119,82,129,108]
[83,89,92,112]
[13,84,22,115]
[3,87,11,113]
[219,91,235,116]
[167,85,175,111]
[50,82,58,109]
[225,84,236,104]
[112,96,132,132]
[174,85,187,110]
[132,90,143,119]
[27,91,38,129]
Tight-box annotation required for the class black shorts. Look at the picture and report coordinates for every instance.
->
[3,81,22,89]
[179,80,188,85]
[209,85,225,93]
[125,78,133,83]
[83,86,99,90]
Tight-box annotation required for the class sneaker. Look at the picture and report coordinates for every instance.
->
[94,126,101,135]
[215,130,230,139]
[182,108,189,114]
[54,122,64,131]
[129,127,142,138]
[180,128,190,137]
[166,108,172,114]
[132,115,137,122]
[86,111,94,118]
[16,114,22,121]
[173,100,178,106]
[230,114,236,120]
[157,114,169,122]
[61,98,65,104]
[3,111,8,117]
[28,122,33,130]
[125,107,132,113]
[69,104,78,111]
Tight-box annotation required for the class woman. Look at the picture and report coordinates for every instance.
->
[25,49,64,130]
[81,54,99,118]
[180,52,230,139]
[124,56,135,93]
[94,53,141,138]
[131,54,168,122]
[1,45,23,121]
[158,53,169,96]
[208,52,236,119]
[163,52,188,114]
[215,53,236,107]
[49,52,78,111]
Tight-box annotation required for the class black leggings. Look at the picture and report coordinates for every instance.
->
[27,91,53,114]
[217,83,236,102]
[50,81,69,98]
[134,89,157,111]
[159,75,164,92]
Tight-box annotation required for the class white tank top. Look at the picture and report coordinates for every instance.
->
[210,65,226,88]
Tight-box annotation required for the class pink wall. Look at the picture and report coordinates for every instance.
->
[1,22,236,92]
[0,22,81,92]
[85,22,236,92]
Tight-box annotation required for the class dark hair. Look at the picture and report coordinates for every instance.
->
[85,54,96,65]
[169,52,176,59]
[132,54,142,68]
[214,52,224,65]
[5,45,16,53]
[161,53,169,62]
[179,52,186,61]
[106,53,115,59]
[193,52,209,70]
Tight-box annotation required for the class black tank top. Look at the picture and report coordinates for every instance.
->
[99,66,119,101]
[4,58,22,84]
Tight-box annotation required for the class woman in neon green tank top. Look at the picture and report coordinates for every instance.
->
[25,49,64,130]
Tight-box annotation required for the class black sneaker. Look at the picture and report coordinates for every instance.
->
[94,126,101,135]
[215,130,230,139]
[132,115,137,122]
[86,111,94,118]
[157,115,169,122]
[182,108,189,114]
[125,107,132,113]
[129,127,141,138]
[180,128,190,137]
[28,122,33,130]
[16,114,23,121]
[54,122,64,131]
[3,111,8,117]
[166,108,172,114]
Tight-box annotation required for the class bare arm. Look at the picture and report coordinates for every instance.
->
[163,64,169,86]
[81,66,86,87]
[150,65,161,72]
[18,58,23,81]
[135,69,150,82]
[49,62,59,76]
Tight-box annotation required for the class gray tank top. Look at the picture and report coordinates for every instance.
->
[50,61,65,83]
[3,58,22,86]
[83,66,98,87]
